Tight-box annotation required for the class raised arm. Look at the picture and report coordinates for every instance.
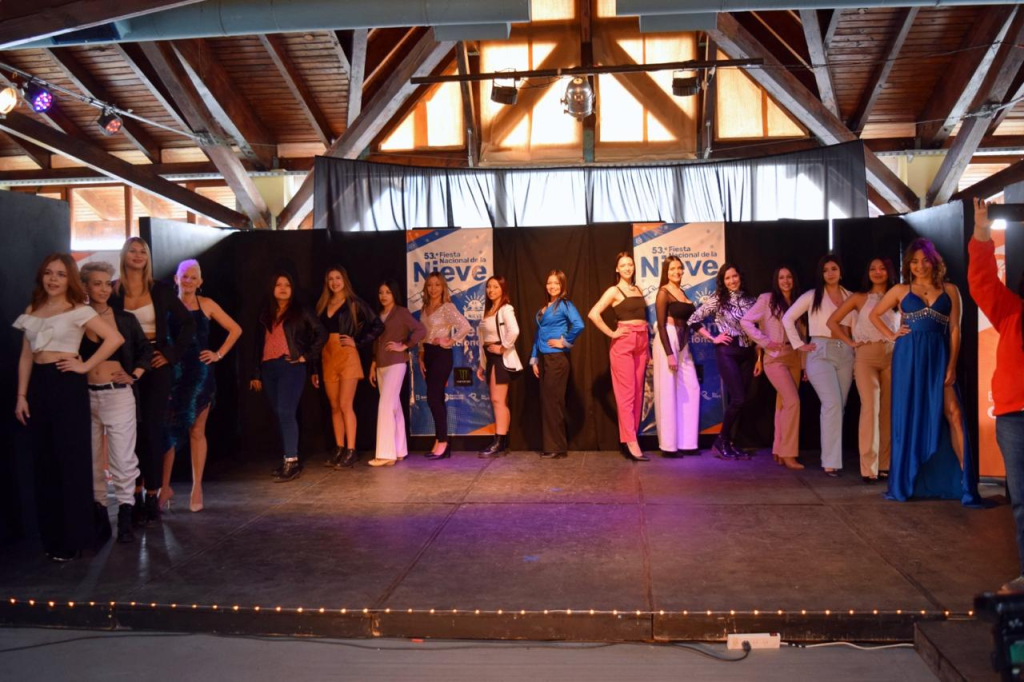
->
[127,314,153,378]
[564,301,585,346]
[70,315,124,373]
[740,293,771,349]
[204,297,243,363]
[826,293,864,348]
[782,291,812,349]
[354,298,385,348]
[449,303,472,342]
[869,285,906,342]
[588,287,623,339]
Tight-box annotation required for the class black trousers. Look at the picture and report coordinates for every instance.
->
[715,343,755,442]
[539,353,571,453]
[136,361,174,490]
[423,344,454,442]
[28,364,96,555]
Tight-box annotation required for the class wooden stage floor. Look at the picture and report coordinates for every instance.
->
[0,448,1014,642]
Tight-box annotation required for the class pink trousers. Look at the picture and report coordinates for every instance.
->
[610,325,650,443]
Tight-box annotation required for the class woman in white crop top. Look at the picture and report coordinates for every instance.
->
[475,276,521,459]
[13,253,122,561]
[782,254,855,476]
[826,257,900,483]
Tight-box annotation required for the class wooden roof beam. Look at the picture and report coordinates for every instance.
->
[799,10,839,118]
[823,9,843,50]
[259,34,334,148]
[950,157,1024,202]
[988,64,1024,135]
[699,34,718,159]
[139,40,269,228]
[0,131,52,169]
[346,30,368,126]
[277,32,455,230]
[0,110,248,227]
[926,11,1024,206]
[43,47,161,162]
[916,6,1018,148]
[0,0,205,49]
[849,7,917,135]
[710,12,918,213]
[111,42,189,133]
[173,39,276,171]
[455,41,479,168]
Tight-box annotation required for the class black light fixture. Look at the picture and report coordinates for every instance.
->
[24,81,53,112]
[490,73,518,105]
[672,74,701,97]
[97,109,123,136]
[561,76,594,120]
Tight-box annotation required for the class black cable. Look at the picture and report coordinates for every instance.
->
[0,632,194,654]
[669,641,751,662]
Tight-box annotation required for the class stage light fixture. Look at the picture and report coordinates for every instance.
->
[561,76,594,120]
[490,79,518,105]
[97,109,123,136]
[672,74,701,97]
[0,86,19,115]
[24,82,53,112]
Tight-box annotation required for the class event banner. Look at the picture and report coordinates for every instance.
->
[407,228,495,437]
[977,228,1007,477]
[633,222,726,435]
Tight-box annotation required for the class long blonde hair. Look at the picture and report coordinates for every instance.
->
[421,272,452,310]
[316,265,360,329]
[118,237,154,294]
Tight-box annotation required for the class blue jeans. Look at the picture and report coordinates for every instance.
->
[998,411,1024,574]
[262,358,307,460]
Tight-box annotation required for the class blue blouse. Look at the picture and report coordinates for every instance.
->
[530,299,585,363]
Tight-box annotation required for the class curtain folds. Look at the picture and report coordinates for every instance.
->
[314,141,869,232]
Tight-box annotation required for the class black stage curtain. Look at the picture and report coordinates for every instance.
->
[314,142,868,232]
[495,224,632,452]
[1007,182,1024,295]
[724,220,832,451]
[0,192,70,544]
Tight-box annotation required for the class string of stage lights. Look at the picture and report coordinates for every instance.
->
[0,62,204,142]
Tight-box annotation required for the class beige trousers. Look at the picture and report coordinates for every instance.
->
[853,341,893,477]
[763,349,802,459]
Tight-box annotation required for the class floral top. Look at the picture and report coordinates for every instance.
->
[687,291,756,348]
[420,302,471,346]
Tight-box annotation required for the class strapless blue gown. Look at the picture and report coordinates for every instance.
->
[887,291,982,506]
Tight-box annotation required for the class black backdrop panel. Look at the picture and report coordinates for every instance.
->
[0,192,70,544]
[902,201,978,454]
[494,223,632,452]
[142,218,237,281]
[834,216,905,284]
[1006,182,1024,295]
[724,220,831,450]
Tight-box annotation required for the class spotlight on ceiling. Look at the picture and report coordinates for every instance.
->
[25,82,53,113]
[0,85,19,115]
[490,80,518,106]
[561,76,594,120]
[672,75,701,98]
[97,109,123,136]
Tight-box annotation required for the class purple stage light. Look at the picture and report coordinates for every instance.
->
[25,83,53,113]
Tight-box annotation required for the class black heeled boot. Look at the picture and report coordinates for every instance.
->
[478,435,508,458]
[337,448,359,469]
[144,493,161,523]
[117,504,135,544]
[712,436,736,460]
[324,446,344,468]
[274,459,303,482]
[132,492,148,527]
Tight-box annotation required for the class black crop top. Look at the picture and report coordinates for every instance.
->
[656,286,696,355]
[613,295,647,322]
[80,334,101,361]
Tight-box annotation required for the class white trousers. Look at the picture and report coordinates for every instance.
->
[375,363,408,461]
[652,324,700,451]
[90,387,140,506]
[804,337,854,470]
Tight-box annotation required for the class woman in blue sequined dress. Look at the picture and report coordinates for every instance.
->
[869,239,982,506]
[159,260,242,512]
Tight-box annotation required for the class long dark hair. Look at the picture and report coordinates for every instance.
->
[544,269,568,309]
[376,278,405,311]
[258,271,304,331]
[485,275,511,314]
[901,238,947,289]
[715,262,744,309]
[659,255,682,288]
[31,253,86,311]
[768,266,800,319]
[861,256,895,293]
[614,252,636,286]
[811,254,843,313]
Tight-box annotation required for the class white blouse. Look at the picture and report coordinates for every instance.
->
[13,306,96,353]
[783,288,854,348]
[854,292,900,343]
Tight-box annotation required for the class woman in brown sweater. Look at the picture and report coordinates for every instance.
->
[368,279,426,466]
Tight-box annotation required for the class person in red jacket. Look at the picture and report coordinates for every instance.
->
[969,197,1024,593]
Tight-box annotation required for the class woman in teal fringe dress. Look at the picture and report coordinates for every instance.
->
[159,259,242,512]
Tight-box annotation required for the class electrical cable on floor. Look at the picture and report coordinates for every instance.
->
[785,641,914,651]
[669,641,751,662]
[0,632,194,654]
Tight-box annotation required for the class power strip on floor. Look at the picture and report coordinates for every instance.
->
[727,633,781,650]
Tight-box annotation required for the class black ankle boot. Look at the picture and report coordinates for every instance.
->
[337,448,359,469]
[479,434,509,458]
[712,436,736,460]
[325,446,344,468]
[274,459,303,482]
[117,504,135,544]
[144,493,161,523]
[132,492,148,527]
[94,502,112,545]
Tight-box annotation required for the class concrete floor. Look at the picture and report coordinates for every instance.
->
[0,449,1014,625]
[0,627,937,682]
